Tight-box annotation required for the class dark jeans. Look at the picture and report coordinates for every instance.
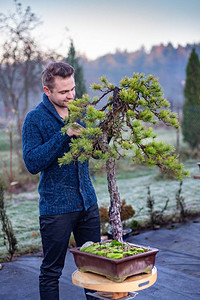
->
[39,203,101,300]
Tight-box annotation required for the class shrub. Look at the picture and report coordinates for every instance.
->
[0,182,17,261]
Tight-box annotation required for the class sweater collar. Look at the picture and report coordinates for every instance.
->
[42,93,65,124]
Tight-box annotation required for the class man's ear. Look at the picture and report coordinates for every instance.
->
[43,86,50,97]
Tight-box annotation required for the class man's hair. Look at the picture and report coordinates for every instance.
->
[41,62,74,91]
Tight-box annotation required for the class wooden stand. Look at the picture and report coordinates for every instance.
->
[72,267,157,299]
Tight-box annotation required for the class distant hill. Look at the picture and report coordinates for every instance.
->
[2,42,198,119]
[80,43,200,111]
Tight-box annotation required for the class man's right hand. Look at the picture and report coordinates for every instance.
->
[66,123,84,137]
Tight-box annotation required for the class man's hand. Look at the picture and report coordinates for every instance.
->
[66,123,84,137]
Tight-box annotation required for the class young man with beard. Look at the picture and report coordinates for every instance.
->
[22,62,101,300]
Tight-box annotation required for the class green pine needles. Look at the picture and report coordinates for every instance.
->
[59,73,188,180]
[59,72,189,241]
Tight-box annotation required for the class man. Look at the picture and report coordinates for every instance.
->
[22,62,101,299]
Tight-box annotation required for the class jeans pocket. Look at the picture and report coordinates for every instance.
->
[84,203,100,222]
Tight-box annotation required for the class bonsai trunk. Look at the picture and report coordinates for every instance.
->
[98,132,123,242]
[106,157,123,242]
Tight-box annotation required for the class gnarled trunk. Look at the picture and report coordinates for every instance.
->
[99,132,123,242]
[106,157,123,242]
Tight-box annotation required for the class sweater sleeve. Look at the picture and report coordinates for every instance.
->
[22,111,70,174]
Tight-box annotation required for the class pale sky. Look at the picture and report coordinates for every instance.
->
[0,0,200,60]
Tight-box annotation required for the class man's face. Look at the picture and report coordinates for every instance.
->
[44,75,76,108]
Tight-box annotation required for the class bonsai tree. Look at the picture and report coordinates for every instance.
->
[59,73,189,242]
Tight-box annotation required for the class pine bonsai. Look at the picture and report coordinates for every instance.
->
[59,73,189,242]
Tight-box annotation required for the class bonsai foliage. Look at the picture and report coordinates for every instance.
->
[59,73,189,242]
[182,49,200,149]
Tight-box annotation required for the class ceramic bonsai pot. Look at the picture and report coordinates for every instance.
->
[70,242,159,282]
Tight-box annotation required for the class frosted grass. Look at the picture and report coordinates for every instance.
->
[94,159,200,216]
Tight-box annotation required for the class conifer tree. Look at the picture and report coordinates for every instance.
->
[59,73,189,242]
[65,40,87,99]
[182,48,200,149]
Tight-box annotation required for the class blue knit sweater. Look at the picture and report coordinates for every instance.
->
[22,93,97,216]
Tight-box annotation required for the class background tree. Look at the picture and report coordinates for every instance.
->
[59,73,189,242]
[182,48,200,149]
[65,40,87,98]
[0,0,43,138]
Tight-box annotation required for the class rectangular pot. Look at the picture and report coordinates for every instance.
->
[70,243,159,282]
